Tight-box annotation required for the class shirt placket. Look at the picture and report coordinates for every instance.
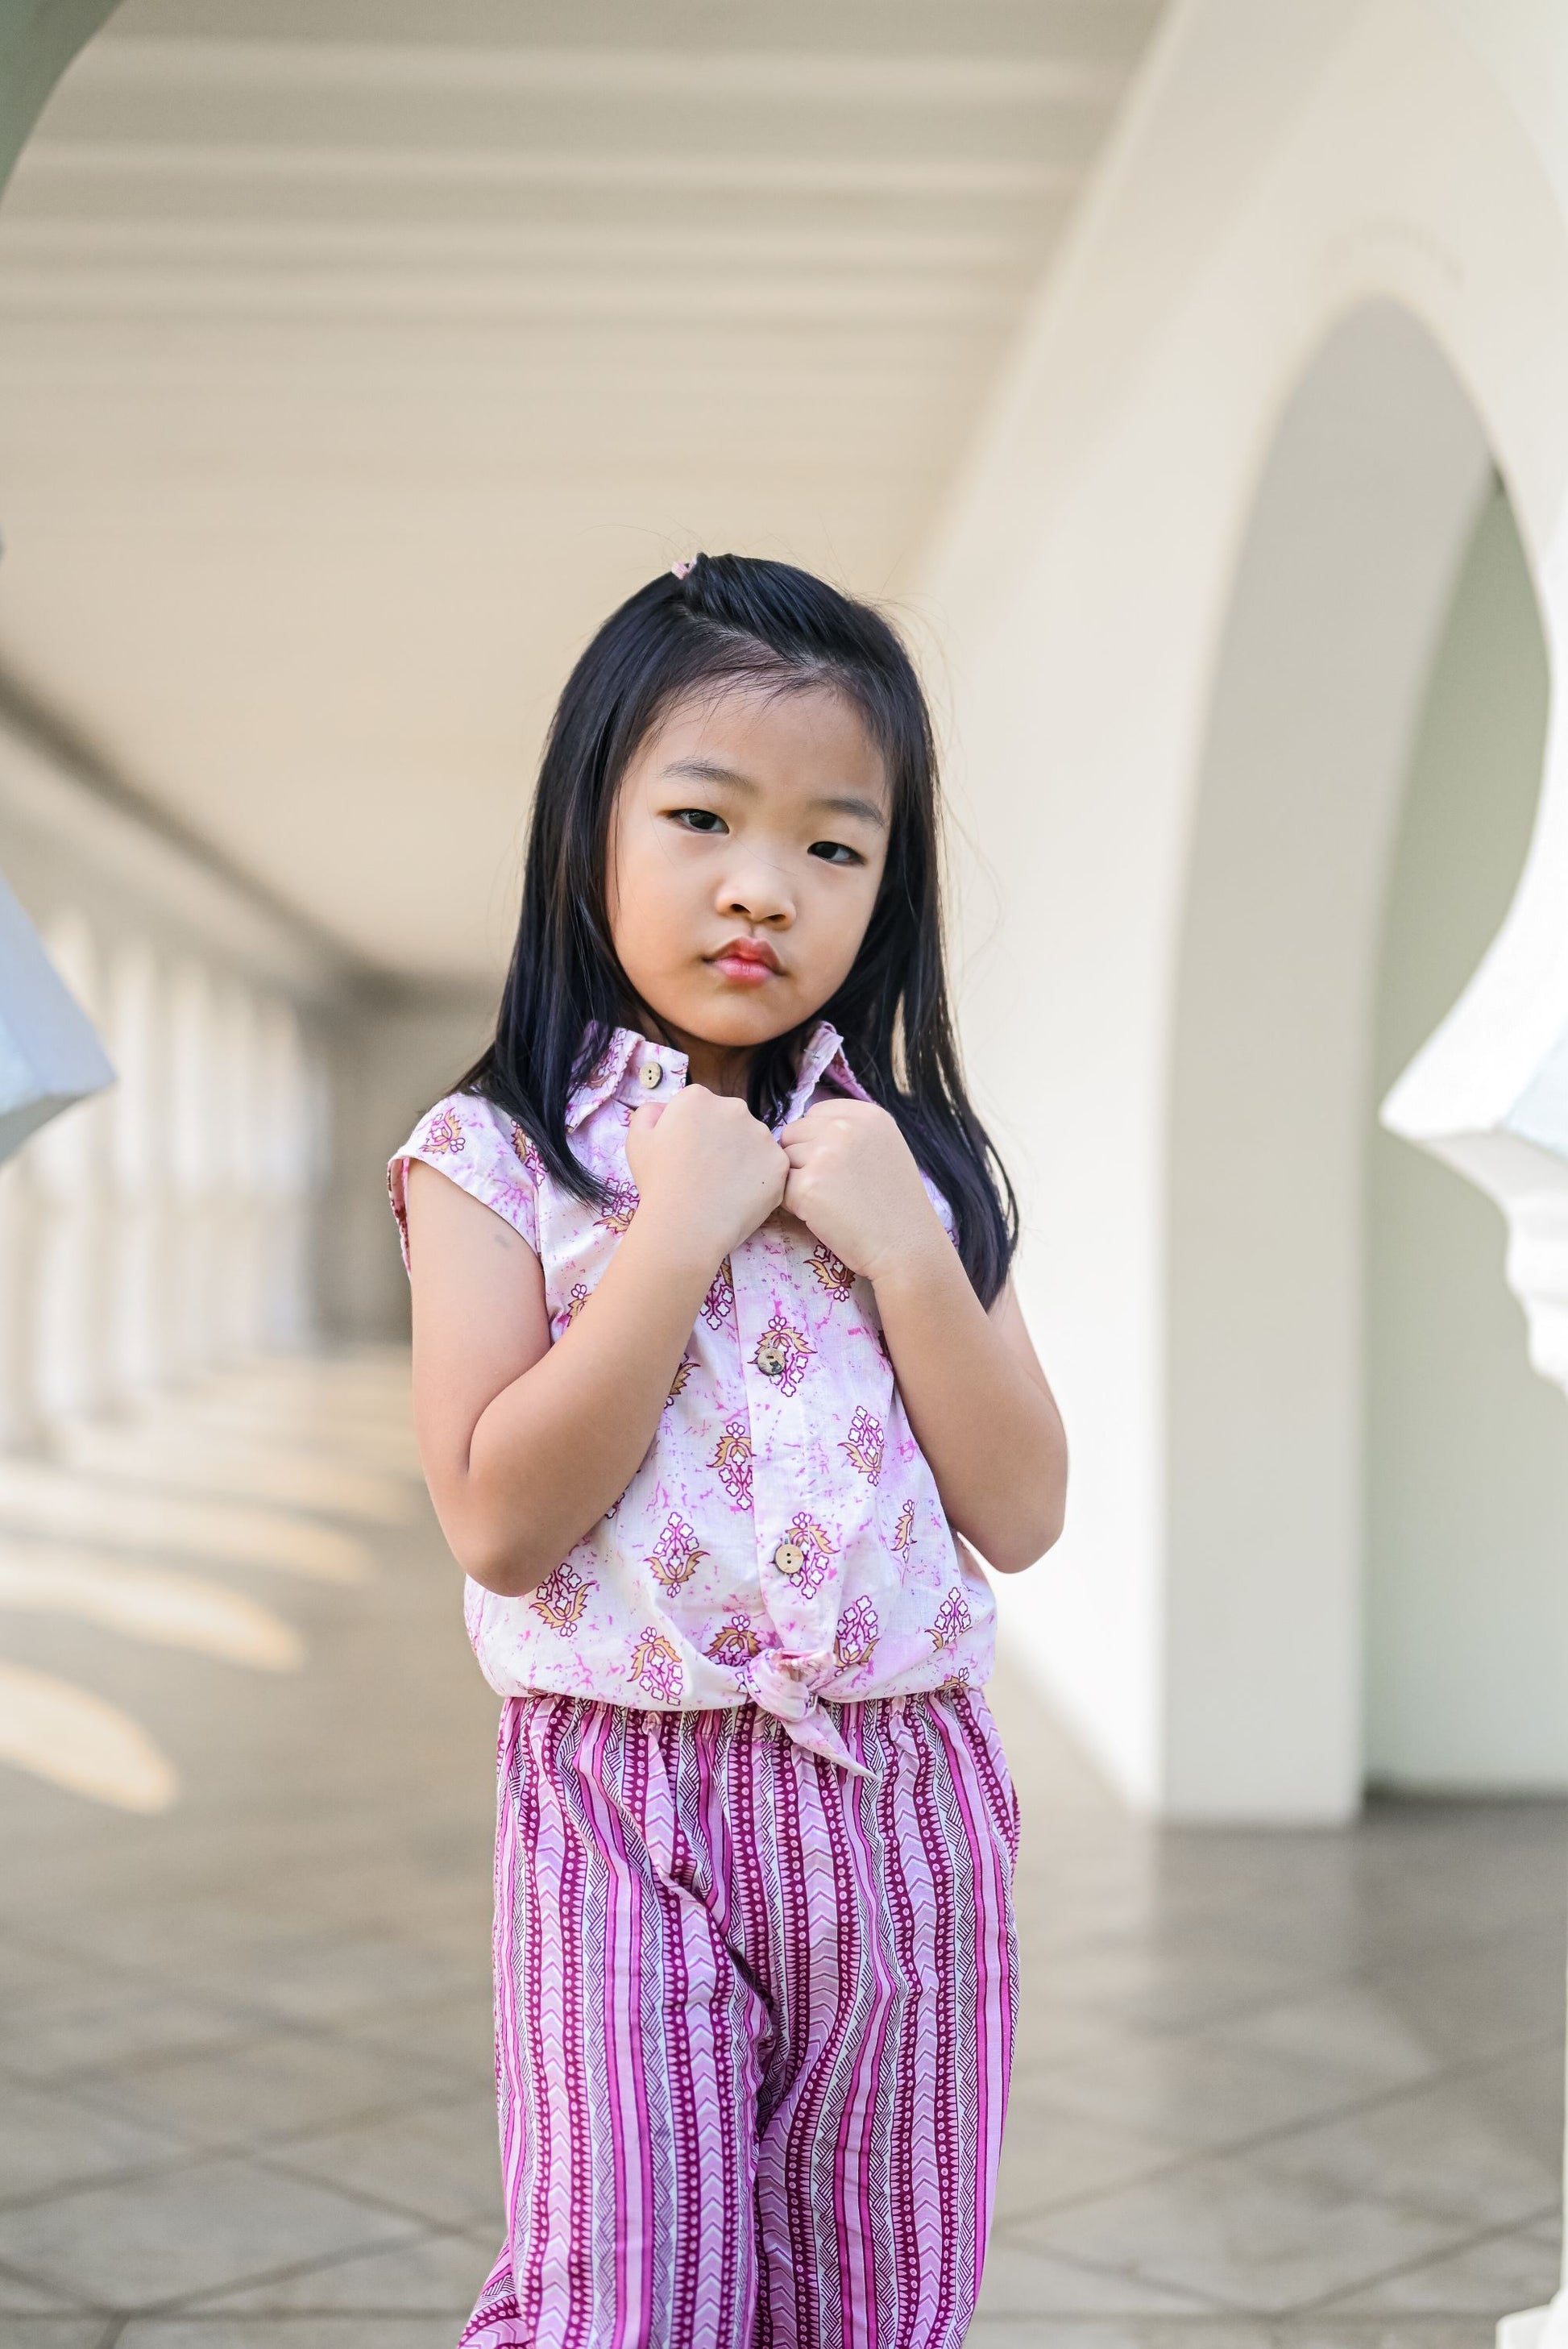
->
[731,1227,819,1641]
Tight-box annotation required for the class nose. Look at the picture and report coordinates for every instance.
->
[716,845,794,928]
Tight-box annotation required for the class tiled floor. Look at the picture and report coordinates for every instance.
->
[0,1351,1562,2347]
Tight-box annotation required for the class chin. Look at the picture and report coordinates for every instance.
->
[691,1008,789,1047]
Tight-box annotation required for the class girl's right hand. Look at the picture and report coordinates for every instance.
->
[626,1085,787,1264]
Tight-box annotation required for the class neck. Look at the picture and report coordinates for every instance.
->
[670,1031,755,1097]
[625,1004,755,1097]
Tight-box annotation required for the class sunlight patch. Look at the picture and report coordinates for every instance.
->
[0,1660,177,1811]
[0,1546,304,1668]
[60,1423,415,1525]
[0,1461,371,1582]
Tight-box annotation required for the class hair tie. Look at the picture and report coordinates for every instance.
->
[671,557,698,580]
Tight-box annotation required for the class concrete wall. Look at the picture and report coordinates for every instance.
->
[1367,484,1568,1791]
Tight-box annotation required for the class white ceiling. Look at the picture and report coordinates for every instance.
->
[0,0,1163,983]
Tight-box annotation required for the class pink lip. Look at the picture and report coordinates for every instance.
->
[708,939,782,985]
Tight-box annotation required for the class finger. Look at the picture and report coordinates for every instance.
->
[628,1102,666,1134]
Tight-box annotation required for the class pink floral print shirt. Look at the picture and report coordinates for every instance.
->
[388,1017,995,1776]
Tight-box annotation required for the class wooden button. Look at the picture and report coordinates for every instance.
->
[773,1538,807,1576]
[754,1336,787,1379]
[638,1060,662,1089]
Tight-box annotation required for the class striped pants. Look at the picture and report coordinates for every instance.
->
[459,1686,1020,2349]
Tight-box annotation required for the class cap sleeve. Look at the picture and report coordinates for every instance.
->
[920,1169,958,1243]
[388,1094,541,1273]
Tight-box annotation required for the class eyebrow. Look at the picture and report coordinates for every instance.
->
[661,755,889,829]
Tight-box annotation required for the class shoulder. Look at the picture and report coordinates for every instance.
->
[388,1091,541,1269]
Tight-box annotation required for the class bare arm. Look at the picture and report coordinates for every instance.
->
[780,1101,1067,1573]
[869,1247,1065,1573]
[406,1087,786,1595]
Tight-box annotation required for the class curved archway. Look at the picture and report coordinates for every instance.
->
[0,2,121,195]
[1164,298,1542,1820]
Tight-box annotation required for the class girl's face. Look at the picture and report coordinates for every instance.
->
[606,680,890,1079]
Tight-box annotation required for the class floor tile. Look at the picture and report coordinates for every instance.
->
[1198,1983,1451,2093]
[0,2326,113,2348]
[0,2152,418,2310]
[342,1991,498,2090]
[0,2257,93,2313]
[1254,2073,1561,2227]
[1363,1936,1568,2065]
[188,2227,492,2314]
[0,1983,264,2085]
[168,1933,479,2027]
[82,2026,461,2154]
[968,2328,1516,2348]
[1018,2028,1371,2155]
[0,1936,109,2006]
[1446,2045,1566,2177]
[995,2094,1180,2222]
[1010,1999,1133,2077]
[1016,2157,1473,2314]
[118,2323,463,2348]
[1018,1938,1323,2034]
[975,2235,1222,2317]
[264,2097,505,2233]
[1320,2217,1562,2313]
[0,2081,190,2206]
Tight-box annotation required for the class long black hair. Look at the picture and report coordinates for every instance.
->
[462,553,1018,1305]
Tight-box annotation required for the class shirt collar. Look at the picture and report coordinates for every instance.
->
[780,1017,872,1127]
[565,1018,870,1133]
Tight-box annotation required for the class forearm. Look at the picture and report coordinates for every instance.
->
[448,1214,719,1593]
[871,1239,1066,1572]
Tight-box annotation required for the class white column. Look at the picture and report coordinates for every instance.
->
[165,957,221,1381]
[209,977,252,1359]
[0,1153,44,1450]
[31,911,116,1426]
[106,938,176,1400]
[256,998,322,1354]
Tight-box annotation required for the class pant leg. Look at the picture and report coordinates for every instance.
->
[751,1686,1020,2349]
[461,1695,768,2349]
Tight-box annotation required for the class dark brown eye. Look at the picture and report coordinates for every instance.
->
[809,840,861,865]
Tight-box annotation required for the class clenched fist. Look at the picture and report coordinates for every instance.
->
[627,1084,788,1265]
[778,1099,946,1287]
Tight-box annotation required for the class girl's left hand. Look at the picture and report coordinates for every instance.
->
[778,1101,946,1288]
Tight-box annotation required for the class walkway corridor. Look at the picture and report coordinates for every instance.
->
[0,1352,1562,2346]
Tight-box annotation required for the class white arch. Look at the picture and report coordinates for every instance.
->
[1165,301,1498,1818]
[922,0,1568,1824]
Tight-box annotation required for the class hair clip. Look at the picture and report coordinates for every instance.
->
[670,557,698,579]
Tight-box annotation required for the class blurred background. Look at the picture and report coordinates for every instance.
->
[3,3,1568,2344]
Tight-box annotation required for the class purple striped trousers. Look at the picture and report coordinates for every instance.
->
[458,1686,1020,2349]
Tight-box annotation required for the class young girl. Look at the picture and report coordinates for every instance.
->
[390,554,1066,2349]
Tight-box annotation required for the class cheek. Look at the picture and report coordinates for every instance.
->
[814,867,883,975]
[608,828,709,986]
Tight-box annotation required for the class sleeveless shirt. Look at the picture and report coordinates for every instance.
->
[388,1017,996,1776]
